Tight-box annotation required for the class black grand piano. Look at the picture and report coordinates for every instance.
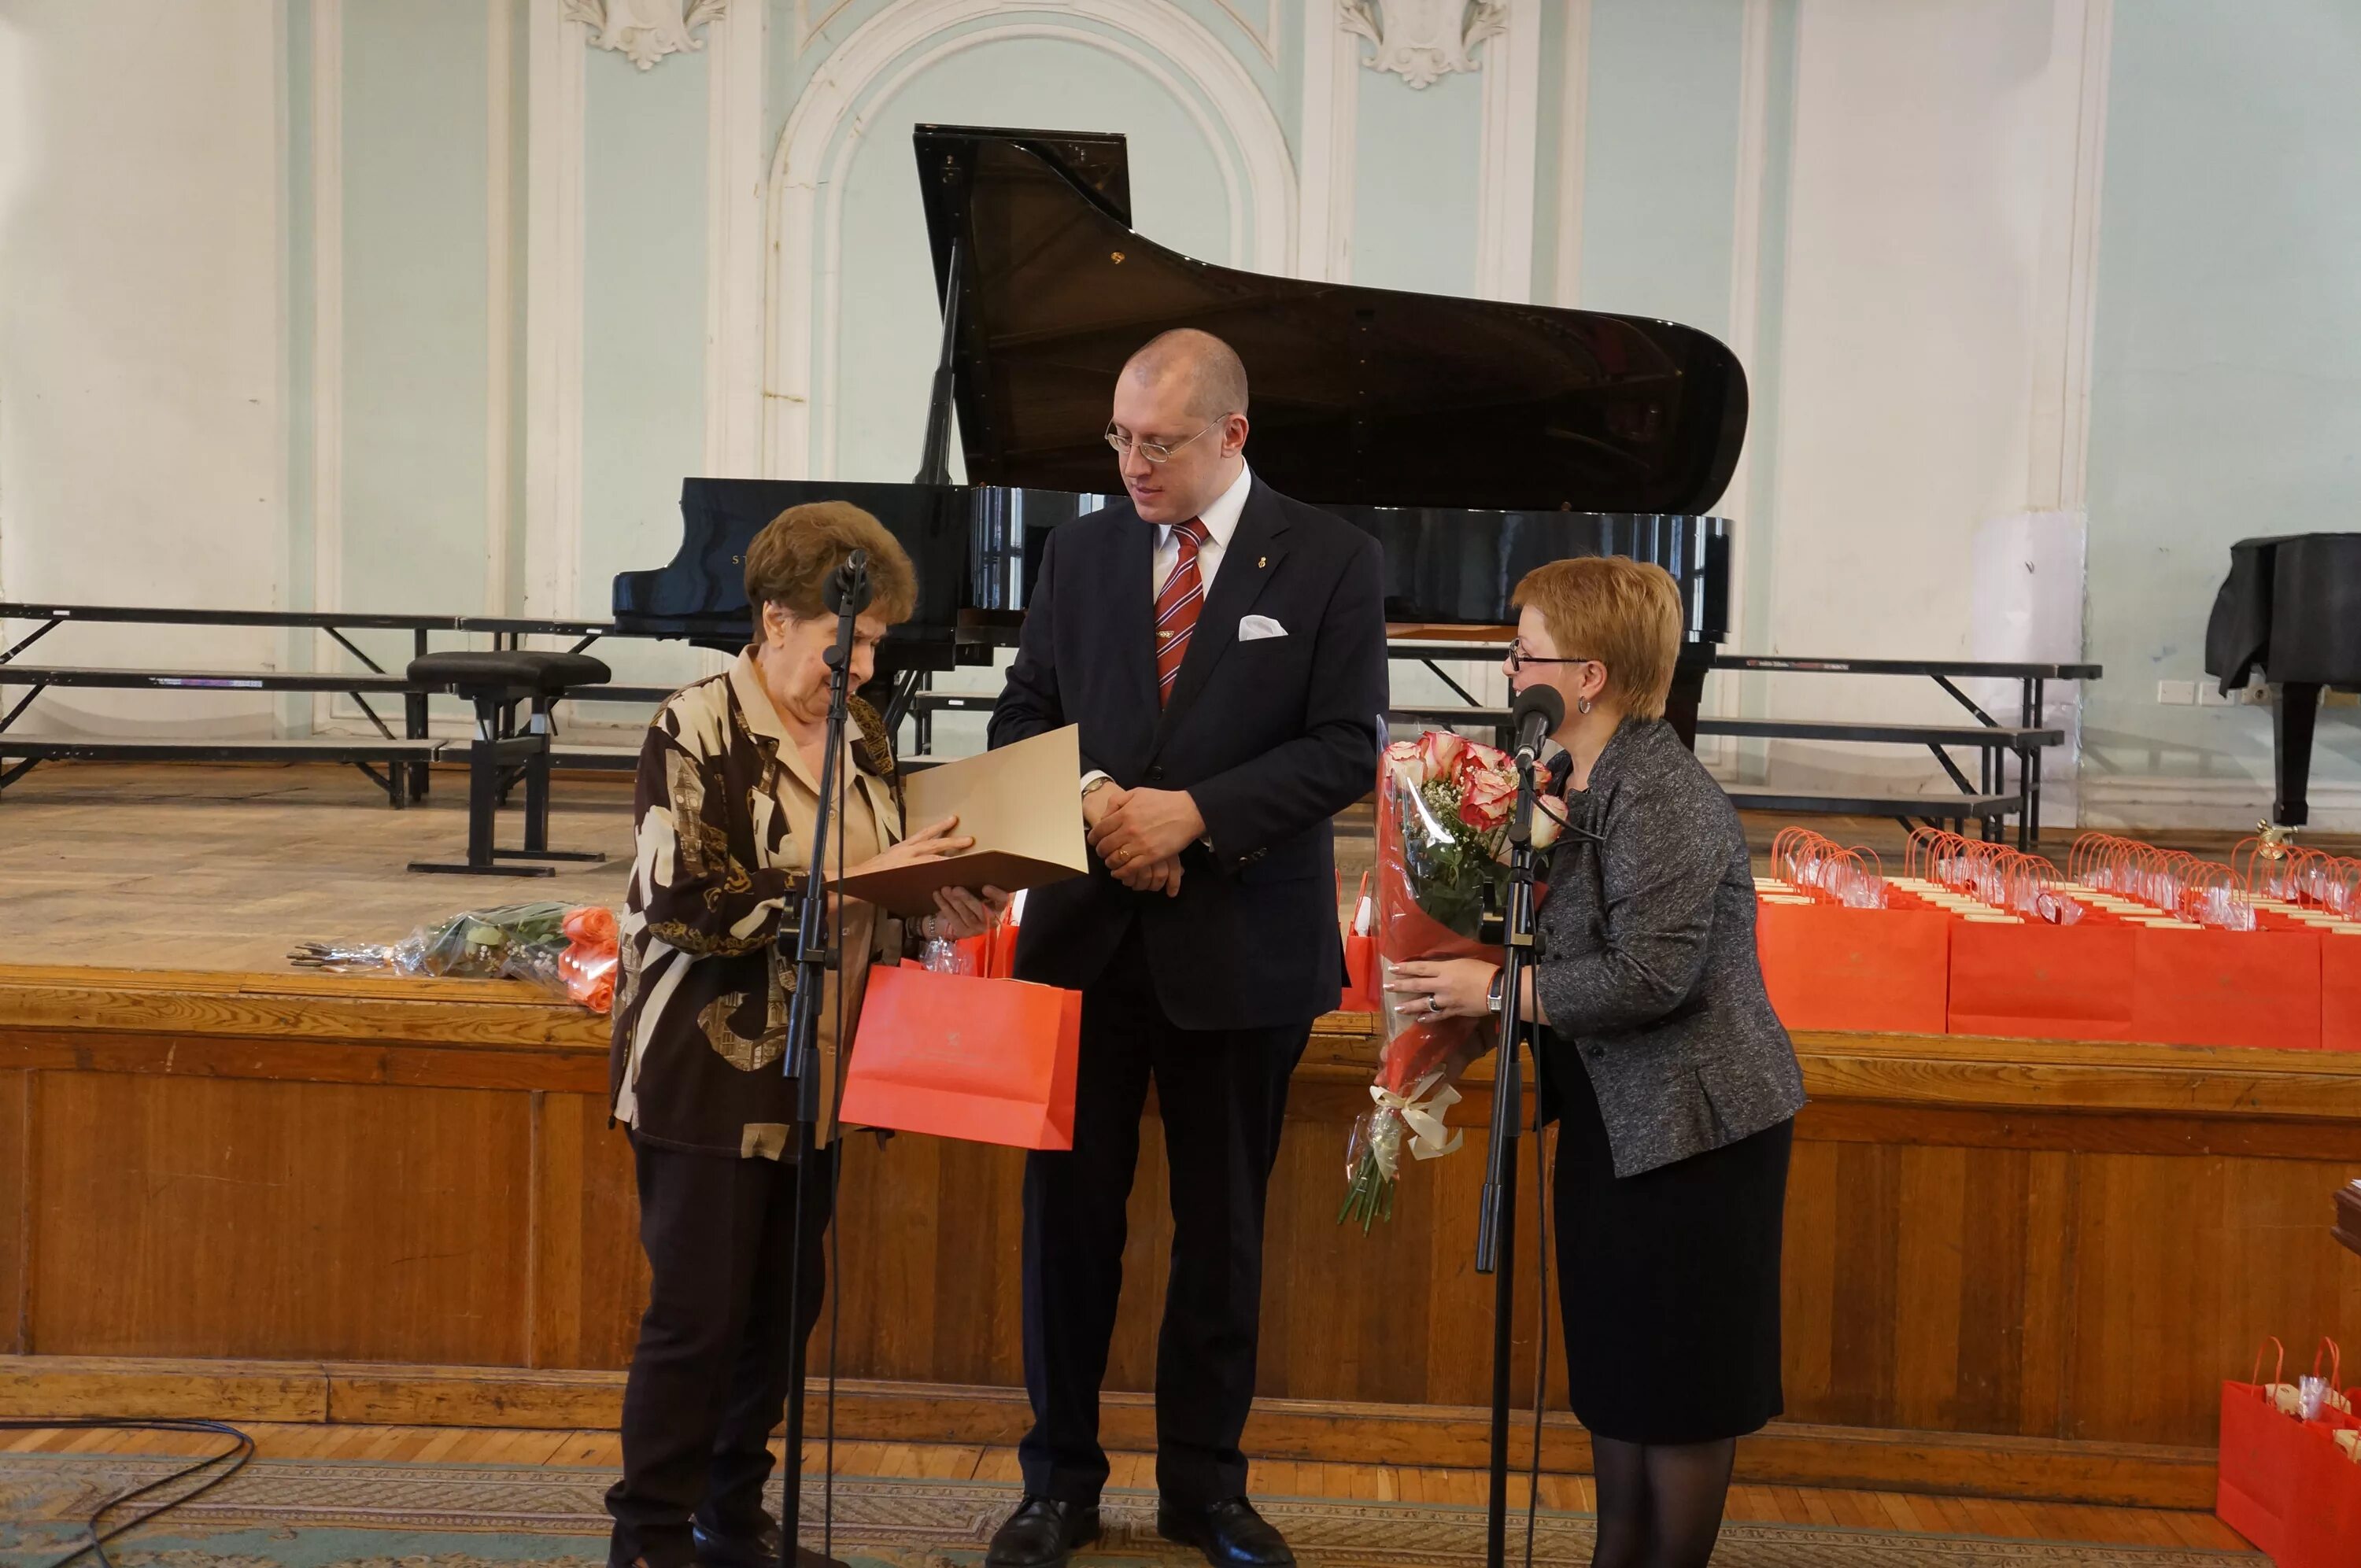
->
[2204,533,2361,831]
[615,124,1746,743]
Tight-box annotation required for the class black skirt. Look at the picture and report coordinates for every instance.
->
[1545,1034,1793,1444]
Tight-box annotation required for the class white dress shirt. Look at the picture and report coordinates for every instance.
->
[1081,461,1255,798]
[1149,459,1253,600]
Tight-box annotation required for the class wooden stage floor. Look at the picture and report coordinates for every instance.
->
[3,758,2343,974]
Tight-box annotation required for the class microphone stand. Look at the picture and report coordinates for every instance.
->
[774,555,868,1568]
[1475,745,1544,1568]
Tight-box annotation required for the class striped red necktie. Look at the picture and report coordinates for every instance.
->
[1154,518,1210,707]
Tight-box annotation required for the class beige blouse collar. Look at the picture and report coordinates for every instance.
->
[728,646,898,836]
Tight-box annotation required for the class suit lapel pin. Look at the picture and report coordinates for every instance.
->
[1258,555,1267,568]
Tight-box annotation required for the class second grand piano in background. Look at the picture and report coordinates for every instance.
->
[614,124,1745,743]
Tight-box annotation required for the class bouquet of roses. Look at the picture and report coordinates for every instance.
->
[289,901,620,1013]
[1339,729,1565,1230]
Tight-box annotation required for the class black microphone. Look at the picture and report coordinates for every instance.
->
[823,548,872,614]
[1511,684,1564,768]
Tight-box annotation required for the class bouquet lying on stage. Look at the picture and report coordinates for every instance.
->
[1339,729,1565,1230]
[289,901,620,1013]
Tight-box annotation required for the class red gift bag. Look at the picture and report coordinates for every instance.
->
[984,896,1022,980]
[2131,927,2321,1050]
[2283,1410,2361,1567]
[1341,871,1380,1013]
[1754,903,1949,1034]
[1948,921,2137,1041]
[840,965,1082,1149]
[2322,935,2361,1053]
[2219,1337,2306,1555]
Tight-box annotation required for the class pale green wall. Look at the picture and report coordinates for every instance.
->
[1350,65,1481,297]
[829,35,1236,483]
[500,0,530,618]
[2082,2,2361,790]
[578,44,711,689]
[1732,0,1798,743]
[1579,0,1743,334]
[340,0,490,622]
[285,0,319,629]
[1530,0,1568,302]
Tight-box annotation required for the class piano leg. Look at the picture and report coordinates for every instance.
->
[1665,649,1713,752]
[2272,681,2322,829]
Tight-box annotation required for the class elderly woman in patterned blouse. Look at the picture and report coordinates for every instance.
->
[604,501,1007,1568]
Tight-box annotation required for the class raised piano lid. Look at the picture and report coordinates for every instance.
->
[914,124,1747,516]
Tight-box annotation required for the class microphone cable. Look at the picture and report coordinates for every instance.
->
[0,1416,255,1568]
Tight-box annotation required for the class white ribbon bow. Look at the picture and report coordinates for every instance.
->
[1372,1069,1464,1161]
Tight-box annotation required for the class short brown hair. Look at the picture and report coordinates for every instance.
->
[742,501,918,628]
[1510,557,1684,721]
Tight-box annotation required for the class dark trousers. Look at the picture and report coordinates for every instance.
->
[1019,924,1310,1507]
[606,1132,835,1567]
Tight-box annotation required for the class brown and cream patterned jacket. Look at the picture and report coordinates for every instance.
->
[609,649,904,1159]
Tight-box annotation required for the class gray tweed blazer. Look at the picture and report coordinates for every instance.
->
[1532,718,1806,1178]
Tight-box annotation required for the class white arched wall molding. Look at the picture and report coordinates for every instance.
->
[1550,0,1591,309]
[1295,0,1360,283]
[704,0,768,481]
[1471,0,1539,301]
[798,0,1280,62]
[763,0,1297,479]
[524,1,588,618]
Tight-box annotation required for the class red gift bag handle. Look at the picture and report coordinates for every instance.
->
[2252,1336,2288,1399]
[2311,1337,2342,1392]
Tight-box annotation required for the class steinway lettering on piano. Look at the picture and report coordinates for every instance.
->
[612,124,1746,725]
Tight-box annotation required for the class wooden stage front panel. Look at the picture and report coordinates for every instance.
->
[5,964,2360,1507]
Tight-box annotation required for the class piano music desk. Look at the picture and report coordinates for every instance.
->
[3,961,2354,1512]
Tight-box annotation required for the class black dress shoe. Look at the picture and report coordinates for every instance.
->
[1155,1497,1295,1566]
[984,1494,1102,1567]
[691,1518,844,1568]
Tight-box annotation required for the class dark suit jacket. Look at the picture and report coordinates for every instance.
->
[988,475,1387,1031]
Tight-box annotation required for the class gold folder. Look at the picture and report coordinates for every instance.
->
[829,724,1090,917]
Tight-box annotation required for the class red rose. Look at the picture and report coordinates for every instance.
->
[1418,729,1468,778]
[1458,762,1517,830]
[1460,737,1513,774]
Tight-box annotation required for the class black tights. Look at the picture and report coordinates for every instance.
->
[1587,1435,1736,1568]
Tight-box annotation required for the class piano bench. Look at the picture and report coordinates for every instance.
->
[405,651,614,878]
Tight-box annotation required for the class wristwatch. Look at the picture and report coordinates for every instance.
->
[1486,968,1506,1014]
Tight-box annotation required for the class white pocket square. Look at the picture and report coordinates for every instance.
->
[1238,614,1288,642]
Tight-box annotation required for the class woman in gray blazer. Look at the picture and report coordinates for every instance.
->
[1389,556,1805,1568]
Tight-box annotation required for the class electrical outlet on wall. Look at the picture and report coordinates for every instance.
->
[2197,682,2236,706]
[2156,679,2196,705]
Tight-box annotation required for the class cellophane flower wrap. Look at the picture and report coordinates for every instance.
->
[289,901,620,1013]
[1339,729,1565,1230]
